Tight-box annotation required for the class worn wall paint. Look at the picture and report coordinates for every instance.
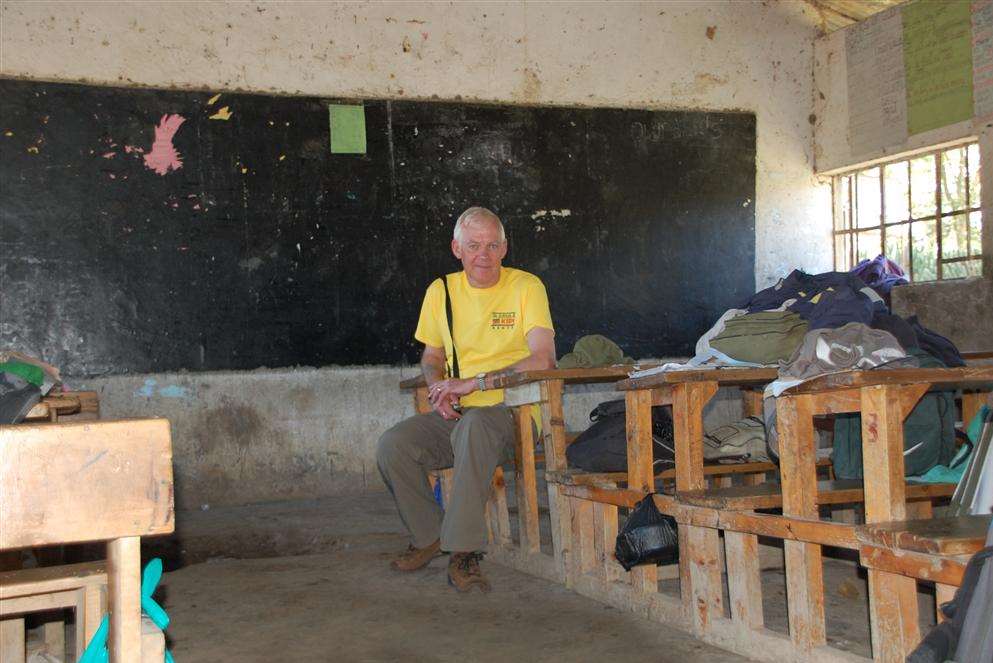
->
[3,0,824,506]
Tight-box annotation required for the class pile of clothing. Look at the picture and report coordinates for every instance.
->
[651,256,966,478]
[0,351,61,423]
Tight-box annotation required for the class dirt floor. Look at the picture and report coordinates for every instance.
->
[147,492,752,663]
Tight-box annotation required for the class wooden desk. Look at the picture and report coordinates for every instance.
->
[777,367,993,660]
[614,367,777,630]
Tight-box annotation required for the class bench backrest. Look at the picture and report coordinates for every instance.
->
[0,418,174,550]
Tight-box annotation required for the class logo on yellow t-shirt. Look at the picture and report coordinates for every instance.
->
[491,311,517,329]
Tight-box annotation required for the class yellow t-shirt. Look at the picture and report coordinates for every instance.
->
[414,267,554,408]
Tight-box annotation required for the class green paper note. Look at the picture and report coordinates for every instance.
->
[903,0,973,135]
[329,104,367,154]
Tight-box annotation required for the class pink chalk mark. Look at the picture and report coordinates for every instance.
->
[102,152,116,159]
[143,114,186,176]
[124,145,145,154]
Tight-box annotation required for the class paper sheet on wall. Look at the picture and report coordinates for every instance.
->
[903,0,973,135]
[846,6,907,153]
[329,104,367,154]
[973,0,993,119]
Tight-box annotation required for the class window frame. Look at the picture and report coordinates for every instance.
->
[831,142,983,281]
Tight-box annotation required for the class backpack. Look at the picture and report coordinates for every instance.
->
[703,416,770,463]
[565,399,675,473]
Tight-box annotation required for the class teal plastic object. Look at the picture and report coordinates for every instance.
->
[79,558,175,663]
[909,405,990,485]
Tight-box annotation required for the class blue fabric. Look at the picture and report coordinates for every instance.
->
[741,269,868,313]
[850,254,908,296]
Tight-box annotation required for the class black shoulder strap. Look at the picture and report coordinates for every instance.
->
[440,275,459,378]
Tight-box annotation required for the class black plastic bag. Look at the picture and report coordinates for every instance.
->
[614,494,678,571]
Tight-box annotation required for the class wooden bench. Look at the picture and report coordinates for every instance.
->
[0,418,174,663]
[0,561,106,661]
[855,515,991,658]
[773,367,993,660]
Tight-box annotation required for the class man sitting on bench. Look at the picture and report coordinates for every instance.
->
[377,206,556,592]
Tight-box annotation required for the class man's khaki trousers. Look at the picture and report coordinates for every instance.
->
[376,405,514,553]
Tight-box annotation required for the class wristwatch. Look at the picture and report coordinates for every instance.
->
[476,372,487,392]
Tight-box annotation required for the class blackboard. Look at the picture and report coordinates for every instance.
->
[0,79,756,377]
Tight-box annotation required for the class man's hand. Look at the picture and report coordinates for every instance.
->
[428,378,475,420]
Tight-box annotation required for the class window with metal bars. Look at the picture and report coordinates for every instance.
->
[832,143,983,281]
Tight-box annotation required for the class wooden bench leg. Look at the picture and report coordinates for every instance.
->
[570,498,596,580]
[540,379,571,583]
[626,388,659,596]
[777,394,827,650]
[42,619,65,661]
[593,502,623,584]
[725,531,763,630]
[935,583,955,623]
[861,384,928,661]
[0,617,25,663]
[108,536,142,663]
[514,407,540,555]
[672,382,721,629]
[487,467,512,548]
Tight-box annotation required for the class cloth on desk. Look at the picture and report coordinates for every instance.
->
[763,325,918,460]
[906,315,966,367]
[868,311,918,352]
[703,416,769,463]
[798,286,884,330]
[740,269,869,314]
[710,311,808,365]
[557,334,633,369]
[0,371,41,424]
[831,349,956,480]
[850,254,908,302]
[779,322,909,383]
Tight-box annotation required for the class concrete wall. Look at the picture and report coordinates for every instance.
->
[3,1,826,507]
[892,278,993,353]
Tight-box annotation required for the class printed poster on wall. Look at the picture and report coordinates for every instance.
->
[846,5,907,152]
[903,0,974,135]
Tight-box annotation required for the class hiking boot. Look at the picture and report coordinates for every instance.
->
[390,539,442,572]
[447,552,491,593]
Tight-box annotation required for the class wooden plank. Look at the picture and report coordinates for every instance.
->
[570,498,596,579]
[616,367,778,391]
[776,393,826,650]
[856,515,992,555]
[0,617,25,663]
[0,589,80,615]
[41,620,64,662]
[624,388,658,594]
[108,536,142,663]
[0,562,106,599]
[861,384,926,662]
[935,584,955,623]
[82,583,104,657]
[540,379,571,575]
[961,391,989,428]
[808,388,861,414]
[413,386,431,415]
[0,419,174,549]
[513,407,540,554]
[859,545,969,586]
[487,467,512,548]
[141,616,165,663]
[718,511,859,549]
[785,367,993,395]
[676,479,955,510]
[490,364,657,390]
[741,388,764,418]
[724,531,763,629]
[592,502,623,583]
